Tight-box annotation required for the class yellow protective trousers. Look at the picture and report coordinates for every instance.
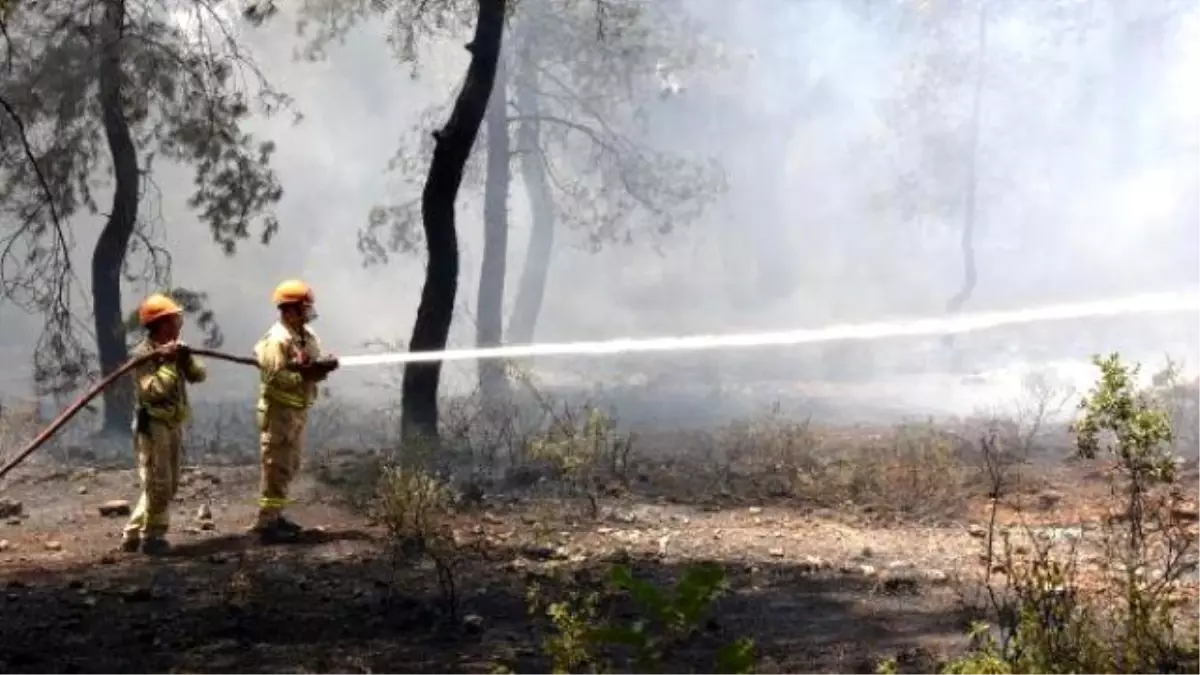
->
[255,403,309,527]
[124,420,183,539]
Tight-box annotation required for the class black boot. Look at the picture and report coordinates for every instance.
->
[141,537,172,556]
[257,518,301,544]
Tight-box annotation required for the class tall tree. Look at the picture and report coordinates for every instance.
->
[506,20,554,345]
[476,45,510,404]
[0,0,285,434]
[292,0,685,434]
[403,0,507,438]
[358,0,725,360]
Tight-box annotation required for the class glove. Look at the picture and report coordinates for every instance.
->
[156,341,181,362]
[299,356,340,382]
[175,341,192,364]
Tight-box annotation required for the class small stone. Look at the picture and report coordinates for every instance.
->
[98,500,132,518]
[0,498,23,519]
[748,507,763,515]
[1037,491,1063,510]
[1170,506,1199,523]
[121,587,154,603]
[926,569,949,584]
[858,564,876,577]
[860,546,874,558]
[462,613,484,634]
[44,540,63,552]
[6,518,21,526]
[199,521,216,531]
[797,555,825,573]
[483,512,503,525]
[967,524,987,538]
[99,554,117,565]
[596,527,614,534]
[768,548,785,558]
[196,504,212,521]
[612,510,637,524]
[76,485,88,495]
[0,539,9,552]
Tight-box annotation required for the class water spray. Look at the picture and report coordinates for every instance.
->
[338,289,1199,367]
[1,289,1196,482]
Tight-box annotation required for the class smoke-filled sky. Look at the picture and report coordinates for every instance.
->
[1,0,1197,417]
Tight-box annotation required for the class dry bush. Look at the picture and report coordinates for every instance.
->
[0,398,42,455]
[944,354,1200,675]
[960,370,1077,502]
[373,453,463,620]
[524,406,635,518]
[716,407,969,519]
[187,401,257,465]
[0,396,103,467]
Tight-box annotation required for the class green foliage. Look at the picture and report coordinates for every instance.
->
[946,354,1199,675]
[528,563,755,674]
[374,461,455,554]
[0,0,286,394]
[353,0,727,264]
[1074,353,1177,484]
[526,406,634,516]
[374,460,463,618]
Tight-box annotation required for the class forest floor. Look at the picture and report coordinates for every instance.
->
[2,417,1196,674]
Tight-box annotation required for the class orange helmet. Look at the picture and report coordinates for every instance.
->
[138,293,183,327]
[272,279,315,308]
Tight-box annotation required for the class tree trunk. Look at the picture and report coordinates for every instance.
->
[93,0,138,437]
[946,0,985,317]
[475,49,511,406]
[941,0,986,368]
[401,0,506,441]
[507,35,555,345]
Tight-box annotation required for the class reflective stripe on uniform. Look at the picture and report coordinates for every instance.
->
[258,496,290,509]
[156,364,179,386]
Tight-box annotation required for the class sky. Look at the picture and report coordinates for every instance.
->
[1,0,1197,425]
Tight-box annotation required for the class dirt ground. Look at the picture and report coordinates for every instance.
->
[0,438,1196,673]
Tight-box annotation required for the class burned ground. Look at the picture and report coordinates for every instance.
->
[2,412,1193,675]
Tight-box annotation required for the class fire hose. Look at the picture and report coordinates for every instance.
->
[0,348,337,482]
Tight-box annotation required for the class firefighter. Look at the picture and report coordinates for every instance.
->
[121,293,207,555]
[252,279,338,542]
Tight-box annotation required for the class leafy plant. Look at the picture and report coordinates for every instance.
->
[528,562,755,674]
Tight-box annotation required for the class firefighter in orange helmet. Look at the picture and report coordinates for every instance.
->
[121,293,207,555]
[251,279,339,542]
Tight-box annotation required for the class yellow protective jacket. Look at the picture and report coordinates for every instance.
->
[254,321,323,410]
[131,338,207,425]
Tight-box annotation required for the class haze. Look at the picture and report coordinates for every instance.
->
[1,0,1197,425]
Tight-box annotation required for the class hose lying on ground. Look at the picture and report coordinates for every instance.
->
[0,347,260,482]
